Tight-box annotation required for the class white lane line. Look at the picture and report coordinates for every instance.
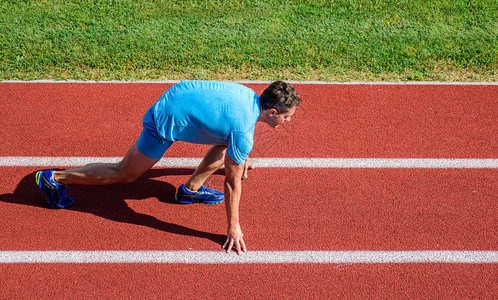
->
[0,251,496,264]
[251,158,498,168]
[0,157,497,168]
[2,80,497,85]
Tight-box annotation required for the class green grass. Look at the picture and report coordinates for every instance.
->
[1,0,496,81]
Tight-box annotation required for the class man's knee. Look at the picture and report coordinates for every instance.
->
[114,164,143,184]
[113,142,158,184]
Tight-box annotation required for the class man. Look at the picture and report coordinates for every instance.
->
[35,80,301,254]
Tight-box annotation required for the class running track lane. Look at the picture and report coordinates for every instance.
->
[1,82,497,298]
[1,264,496,299]
[0,167,496,251]
[1,82,496,158]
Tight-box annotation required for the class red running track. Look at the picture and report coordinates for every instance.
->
[1,264,496,299]
[0,82,497,298]
[0,167,496,251]
[1,83,496,158]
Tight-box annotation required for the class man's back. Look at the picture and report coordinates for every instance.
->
[153,80,261,163]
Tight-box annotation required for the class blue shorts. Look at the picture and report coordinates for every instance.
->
[136,104,173,159]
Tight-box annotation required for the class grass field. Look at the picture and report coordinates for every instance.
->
[1,0,496,81]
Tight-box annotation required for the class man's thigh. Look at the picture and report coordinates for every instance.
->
[117,142,161,179]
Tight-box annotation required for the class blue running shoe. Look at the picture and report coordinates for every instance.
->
[175,183,224,204]
[35,170,74,209]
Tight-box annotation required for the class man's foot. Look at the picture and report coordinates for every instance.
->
[35,170,74,208]
[175,183,224,204]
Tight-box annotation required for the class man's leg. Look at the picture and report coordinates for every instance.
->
[185,145,227,191]
[53,142,160,185]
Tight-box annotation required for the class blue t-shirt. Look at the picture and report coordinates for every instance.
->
[153,80,261,164]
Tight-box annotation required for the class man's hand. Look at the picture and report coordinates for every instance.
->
[242,157,253,179]
[222,223,247,255]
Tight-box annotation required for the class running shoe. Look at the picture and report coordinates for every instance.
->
[175,183,224,204]
[35,170,74,209]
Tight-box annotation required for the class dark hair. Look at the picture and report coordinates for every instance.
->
[259,81,301,113]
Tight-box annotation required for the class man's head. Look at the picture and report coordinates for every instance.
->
[259,81,301,114]
[258,81,301,128]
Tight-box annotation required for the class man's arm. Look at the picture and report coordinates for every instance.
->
[222,154,247,254]
[242,157,253,179]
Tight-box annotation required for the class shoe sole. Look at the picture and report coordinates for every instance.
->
[35,171,42,187]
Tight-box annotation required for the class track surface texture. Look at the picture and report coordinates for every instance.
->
[0,82,497,299]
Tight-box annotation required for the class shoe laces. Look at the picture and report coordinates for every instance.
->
[198,182,210,192]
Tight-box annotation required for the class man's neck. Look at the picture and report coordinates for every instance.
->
[257,109,268,123]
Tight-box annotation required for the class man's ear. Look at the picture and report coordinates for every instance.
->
[269,108,278,117]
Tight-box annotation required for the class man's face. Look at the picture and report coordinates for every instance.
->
[268,106,297,128]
